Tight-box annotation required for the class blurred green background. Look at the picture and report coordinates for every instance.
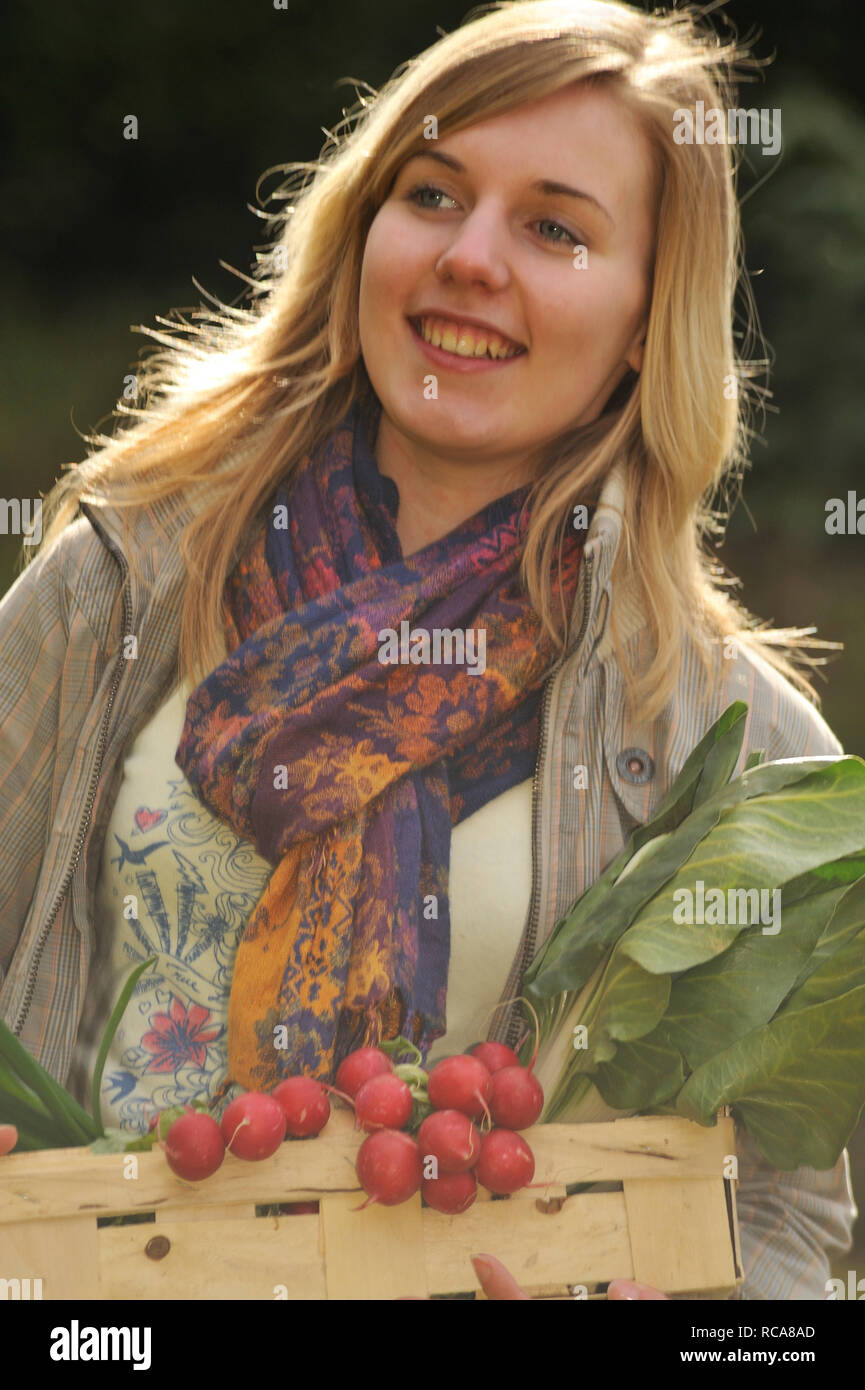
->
[1,0,863,1289]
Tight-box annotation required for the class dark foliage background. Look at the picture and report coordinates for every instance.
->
[2,0,863,1286]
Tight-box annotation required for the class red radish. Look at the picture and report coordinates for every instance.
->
[163,1112,225,1181]
[354,1073,413,1132]
[469,1041,521,1074]
[488,1066,544,1130]
[272,1077,330,1137]
[417,1109,481,1173]
[422,1169,477,1214]
[221,1091,286,1160]
[475,1128,535,1195]
[335,1046,394,1098]
[356,1129,423,1207]
[427,1055,492,1124]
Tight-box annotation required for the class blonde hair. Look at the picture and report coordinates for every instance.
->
[26,0,838,721]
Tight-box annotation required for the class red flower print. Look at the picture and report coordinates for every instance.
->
[141,997,221,1073]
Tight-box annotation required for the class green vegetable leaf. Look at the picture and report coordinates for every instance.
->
[535,948,670,1119]
[647,873,854,1070]
[787,870,865,995]
[778,925,865,1018]
[0,1090,70,1148]
[644,700,749,828]
[91,956,158,1132]
[524,703,750,999]
[675,984,865,1170]
[593,1033,688,1111]
[527,803,725,1000]
[0,1015,100,1145]
[379,1035,424,1066]
[690,704,750,809]
[527,699,865,1170]
[620,759,865,976]
[89,1128,137,1155]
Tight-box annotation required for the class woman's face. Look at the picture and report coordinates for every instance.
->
[358,81,657,478]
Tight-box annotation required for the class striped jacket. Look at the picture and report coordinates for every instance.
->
[0,454,856,1299]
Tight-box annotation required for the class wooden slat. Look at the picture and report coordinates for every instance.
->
[528,1115,736,1186]
[1,1216,101,1299]
[98,1213,325,1300]
[0,1114,736,1227]
[321,1192,428,1300]
[423,1191,633,1294]
[0,1111,361,1226]
[623,1176,739,1293]
[155,1203,256,1222]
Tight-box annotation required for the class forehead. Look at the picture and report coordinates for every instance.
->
[431,82,657,231]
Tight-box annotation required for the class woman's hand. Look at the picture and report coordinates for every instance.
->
[0,1124,18,1155]
[471,1253,669,1300]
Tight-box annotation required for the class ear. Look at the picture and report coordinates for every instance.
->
[625,323,647,375]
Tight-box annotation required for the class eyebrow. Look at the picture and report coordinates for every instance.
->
[402,149,614,228]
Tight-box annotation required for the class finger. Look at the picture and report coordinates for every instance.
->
[607,1278,669,1301]
[472,1253,531,1300]
[0,1124,18,1156]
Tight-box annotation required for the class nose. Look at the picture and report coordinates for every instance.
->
[434,202,511,292]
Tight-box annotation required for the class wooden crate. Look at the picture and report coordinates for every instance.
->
[0,1108,743,1300]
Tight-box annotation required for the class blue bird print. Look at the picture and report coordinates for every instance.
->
[105,1070,138,1104]
[110,834,170,871]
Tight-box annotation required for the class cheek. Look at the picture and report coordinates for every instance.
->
[360,210,420,315]
[358,233,384,328]
[543,262,646,360]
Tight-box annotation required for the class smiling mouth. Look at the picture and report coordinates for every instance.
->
[408,315,527,361]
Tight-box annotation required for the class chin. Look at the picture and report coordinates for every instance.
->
[390,401,513,453]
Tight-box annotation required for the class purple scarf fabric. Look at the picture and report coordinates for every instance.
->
[174,398,585,1085]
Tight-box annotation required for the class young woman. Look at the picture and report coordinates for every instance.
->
[0,0,854,1301]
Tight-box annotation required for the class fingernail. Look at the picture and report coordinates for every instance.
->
[609,1280,640,1300]
[471,1254,492,1280]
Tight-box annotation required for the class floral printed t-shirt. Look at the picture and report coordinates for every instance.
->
[66,679,532,1133]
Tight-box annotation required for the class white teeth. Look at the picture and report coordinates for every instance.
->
[416,316,521,360]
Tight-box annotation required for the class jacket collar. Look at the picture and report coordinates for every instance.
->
[570,457,645,668]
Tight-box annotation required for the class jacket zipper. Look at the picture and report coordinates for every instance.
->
[13,509,132,1038]
[505,549,595,1049]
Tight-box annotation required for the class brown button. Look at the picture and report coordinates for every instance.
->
[616,748,654,784]
[145,1235,171,1260]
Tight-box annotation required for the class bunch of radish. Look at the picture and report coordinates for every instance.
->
[339,1034,544,1214]
[152,1016,544,1219]
[155,1075,332,1181]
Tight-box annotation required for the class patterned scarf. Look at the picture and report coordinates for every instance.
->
[175,398,585,1088]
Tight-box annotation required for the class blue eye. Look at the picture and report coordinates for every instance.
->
[406,182,456,210]
[536,218,580,247]
[405,183,583,250]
